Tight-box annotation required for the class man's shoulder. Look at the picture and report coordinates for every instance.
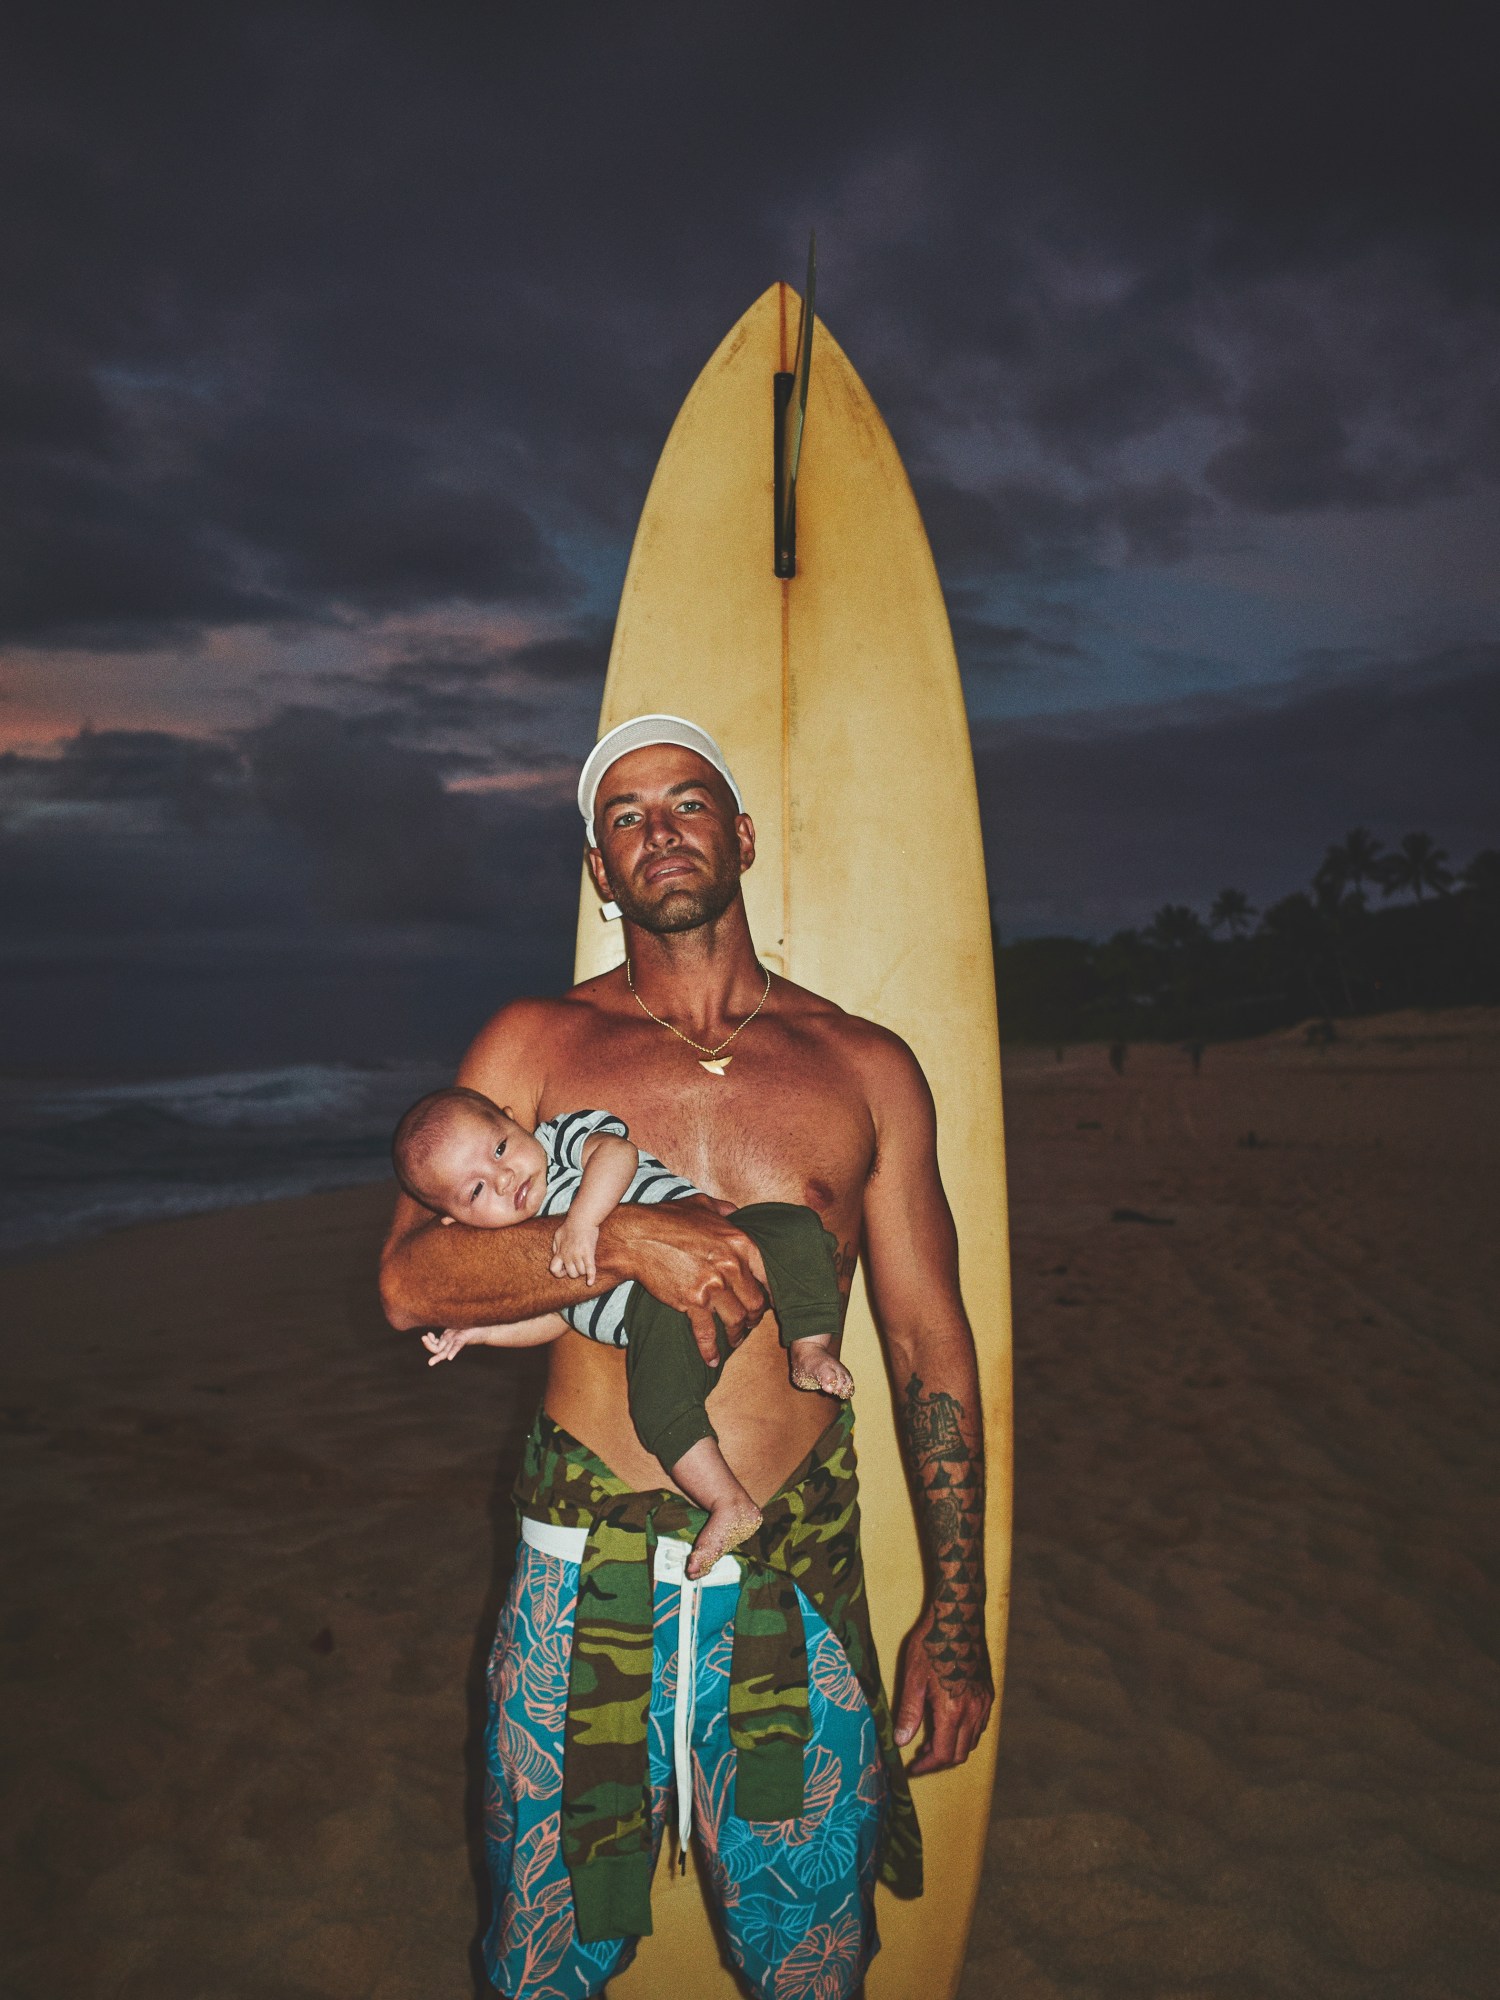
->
[466,976,620,1043]
[779,978,924,1083]
[457,984,616,1098]
[784,989,936,1160]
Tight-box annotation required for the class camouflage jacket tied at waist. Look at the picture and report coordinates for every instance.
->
[513,1402,923,1944]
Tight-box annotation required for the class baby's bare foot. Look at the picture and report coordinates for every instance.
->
[687,1499,763,1579]
[789,1343,855,1399]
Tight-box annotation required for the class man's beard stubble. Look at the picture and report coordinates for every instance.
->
[608,864,742,935]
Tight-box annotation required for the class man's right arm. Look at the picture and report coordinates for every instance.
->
[377,997,769,1354]
[380,1191,771,1349]
[379,1191,598,1331]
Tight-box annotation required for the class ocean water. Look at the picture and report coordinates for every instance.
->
[0,1059,451,1259]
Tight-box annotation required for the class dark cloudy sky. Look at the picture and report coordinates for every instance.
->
[3,1,1498,1073]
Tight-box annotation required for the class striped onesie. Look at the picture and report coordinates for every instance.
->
[534,1107,699,1346]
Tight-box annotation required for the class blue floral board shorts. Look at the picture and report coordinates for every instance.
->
[483,1539,887,2000]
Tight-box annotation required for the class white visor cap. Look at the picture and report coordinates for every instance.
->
[578,714,745,846]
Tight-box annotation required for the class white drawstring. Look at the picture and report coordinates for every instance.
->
[519,1517,741,1855]
[674,1571,699,1857]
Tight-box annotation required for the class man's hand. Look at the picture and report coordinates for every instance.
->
[598,1196,768,1364]
[894,1601,994,1774]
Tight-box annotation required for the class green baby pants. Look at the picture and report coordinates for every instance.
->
[621,1200,842,1470]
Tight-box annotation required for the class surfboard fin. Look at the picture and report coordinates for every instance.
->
[774,231,816,577]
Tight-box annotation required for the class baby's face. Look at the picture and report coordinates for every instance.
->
[428,1108,548,1229]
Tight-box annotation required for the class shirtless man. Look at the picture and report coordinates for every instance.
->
[380,715,992,2000]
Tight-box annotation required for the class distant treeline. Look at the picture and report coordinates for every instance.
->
[995,831,1500,1043]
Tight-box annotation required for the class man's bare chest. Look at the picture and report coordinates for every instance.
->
[532,1020,874,1224]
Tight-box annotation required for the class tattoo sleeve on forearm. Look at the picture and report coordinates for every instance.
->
[898,1371,990,1690]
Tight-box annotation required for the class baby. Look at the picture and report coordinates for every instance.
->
[392,1087,854,1575]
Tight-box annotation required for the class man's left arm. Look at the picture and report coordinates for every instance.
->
[860,1034,993,1774]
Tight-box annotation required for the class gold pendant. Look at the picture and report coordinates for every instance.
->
[699,1056,731,1076]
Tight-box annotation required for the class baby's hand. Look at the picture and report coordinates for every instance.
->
[422,1328,477,1367]
[550,1218,599,1284]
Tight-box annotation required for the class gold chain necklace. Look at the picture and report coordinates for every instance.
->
[625,960,771,1076]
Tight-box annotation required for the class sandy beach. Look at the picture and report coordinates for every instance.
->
[4,1009,1498,1998]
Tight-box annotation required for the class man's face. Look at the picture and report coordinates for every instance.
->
[587,743,754,934]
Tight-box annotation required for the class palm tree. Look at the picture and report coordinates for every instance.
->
[1145,903,1208,951]
[1339,827,1385,897]
[1308,874,1364,1011]
[1379,832,1454,902]
[1315,828,1387,907]
[1208,887,1255,938]
[1314,844,1351,902]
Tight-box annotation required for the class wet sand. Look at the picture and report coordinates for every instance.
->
[3,1009,1498,1998]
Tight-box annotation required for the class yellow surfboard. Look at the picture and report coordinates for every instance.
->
[573,282,1012,2000]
